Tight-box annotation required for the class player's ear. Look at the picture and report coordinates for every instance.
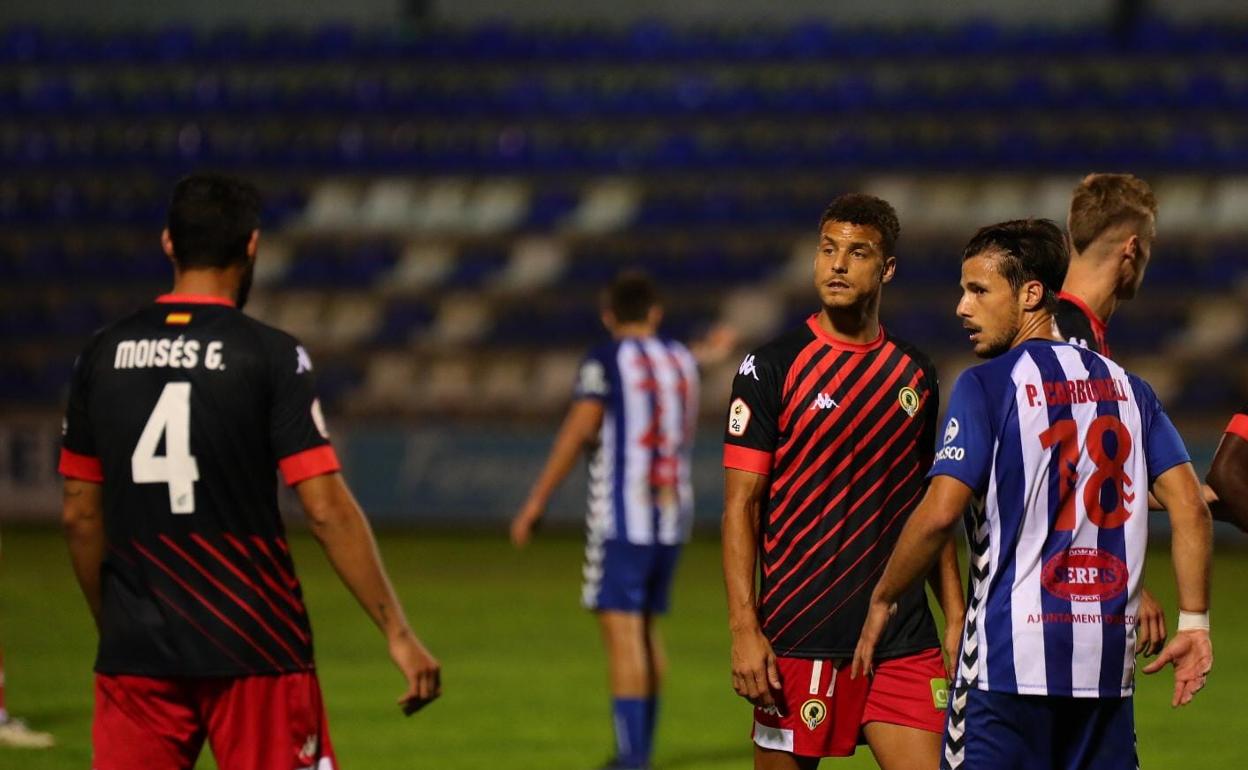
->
[1020,279,1046,312]
[246,229,260,259]
[880,255,896,284]
[161,228,176,262]
[647,304,664,329]
[601,309,616,333]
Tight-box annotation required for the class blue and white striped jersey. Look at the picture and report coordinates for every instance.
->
[574,336,699,546]
[930,340,1189,698]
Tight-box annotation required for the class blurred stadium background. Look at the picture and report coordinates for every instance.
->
[1,0,1248,767]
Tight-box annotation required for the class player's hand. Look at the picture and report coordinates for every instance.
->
[730,625,782,710]
[510,500,545,548]
[942,618,964,679]
[852,598,897,679]
[1135,588,1166,657]
[389,630,441,715]
[1142,629,1212,707]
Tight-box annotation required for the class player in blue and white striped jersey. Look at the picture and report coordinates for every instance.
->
[512,271,699,770]
[854,220,1213,770]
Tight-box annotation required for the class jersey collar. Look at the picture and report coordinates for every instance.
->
[156,293,236,307]
[806,314,886,352]
[1057,291,1107,336]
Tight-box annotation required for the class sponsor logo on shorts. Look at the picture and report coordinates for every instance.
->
[930,678,949,710]
[1041,547,1128,602]
[898,386,920,417]
[800,698,827,730]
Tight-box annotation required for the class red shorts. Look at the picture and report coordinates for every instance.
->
[93,672,337,770]
[753,648,948,758]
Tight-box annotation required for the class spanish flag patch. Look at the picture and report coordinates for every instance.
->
[165,312,192,325]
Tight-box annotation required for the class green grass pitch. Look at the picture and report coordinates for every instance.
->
[1,527,1245,768]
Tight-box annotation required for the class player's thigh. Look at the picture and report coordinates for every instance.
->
[861,647,947,759]
[755,743,821,770]
[862,721,941,770]
[753,658,867,761]
[93,674,204,770]
[1058,696,1137,770]
[945,687,1050,770]
[202,672,337,770]
[643,543,682,614]
[585,539,651,613]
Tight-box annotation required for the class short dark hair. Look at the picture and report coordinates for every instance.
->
[1068,173,1157,253]
[603,270,660,323]
[962,219,1069,311]
[166,173,262,269]
[818,193,900,256]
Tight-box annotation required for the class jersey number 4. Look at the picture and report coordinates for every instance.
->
[131,382,200,514]
[1039,415,1135,531]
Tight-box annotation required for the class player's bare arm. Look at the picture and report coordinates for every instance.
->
[61,479,105,628]
[1207,431,1248,532]
[1142,461,1213,708]
[295,472,441,712]
[511,398,605,547]
[926,537,965,678]
[853,475,973,679]
[723,468,781,709]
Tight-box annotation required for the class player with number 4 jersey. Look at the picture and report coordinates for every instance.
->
[59,174,440,770]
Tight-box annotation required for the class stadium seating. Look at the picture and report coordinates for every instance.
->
[2,19,1247,419]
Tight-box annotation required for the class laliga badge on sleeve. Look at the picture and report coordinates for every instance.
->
[728,398,751,437]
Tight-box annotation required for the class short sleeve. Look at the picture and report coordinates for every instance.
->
[59,343,104,482]
[1226,403,1248,442]
[723,351,782,476]
[928,370,994,493]
[1131,376,1191,484]
[573,349,612,402]
[269,339,340,486]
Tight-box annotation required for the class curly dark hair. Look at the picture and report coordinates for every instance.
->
[962,219,1069,311]
[167,173,262,270]
[818,193,900,256]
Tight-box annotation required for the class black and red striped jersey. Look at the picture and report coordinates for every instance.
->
[59,294,340,678]
[723,315,941,660]
[1052,291,1111,357]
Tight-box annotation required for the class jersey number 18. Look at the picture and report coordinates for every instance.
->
[131,382,200,514]
[1039,415,1134,531]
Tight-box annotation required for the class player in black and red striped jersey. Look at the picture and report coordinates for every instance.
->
[723,194,964,769]
[1208,404,1248,531]
[59,174,439,770]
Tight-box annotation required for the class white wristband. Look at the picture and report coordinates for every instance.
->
[1177,611,1210,632]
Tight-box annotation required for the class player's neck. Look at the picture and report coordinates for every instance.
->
[611,322,656,340]
[816,304,880,345]
[169,268,241,304]
[1062,257,1120,323]
[1012,311,1058,349]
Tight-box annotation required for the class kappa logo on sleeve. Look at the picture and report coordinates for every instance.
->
[296,345,314,374]
[738,354,759,381]
[728,398,751,437]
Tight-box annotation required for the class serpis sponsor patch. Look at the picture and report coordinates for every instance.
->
[1041,547,1128,603]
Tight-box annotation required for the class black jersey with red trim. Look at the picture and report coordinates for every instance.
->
[1052,291,1111,357]
[1227,403,1248,442]
[723,315,941,659]
[59,294,340,678]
